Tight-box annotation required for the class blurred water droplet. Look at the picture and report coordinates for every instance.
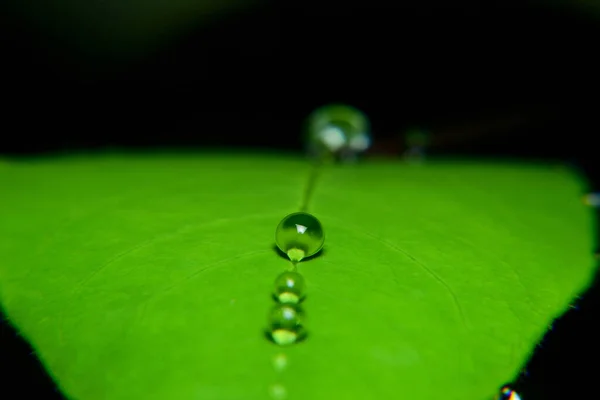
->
[305,104,371,163]
[402,128,431,163]
[269,383,288,400]
[272,353,288,371]
[582,192,600,207]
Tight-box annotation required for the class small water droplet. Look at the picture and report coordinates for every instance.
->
[495,385,522,400]
[305,104,371,163]
[269,383,287,400]
[275,212,324,262]
[272,353,288,371]
[267,304,307,346]
[274,271,306,304]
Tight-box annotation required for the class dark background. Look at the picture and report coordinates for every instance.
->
[1,1,598,399]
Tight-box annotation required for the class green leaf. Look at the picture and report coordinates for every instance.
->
[0,153,595,400]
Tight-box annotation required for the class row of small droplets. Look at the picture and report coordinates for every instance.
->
[266,259,307,346]
[264,214,324,400]
[264,103,366,399]
[267,211,325,346]
[264,105,352,345]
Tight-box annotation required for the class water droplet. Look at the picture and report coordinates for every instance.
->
[274,271,306,304]
[275,212,324,262]
[272,353,288,371]
[269,383,287,400]
[305,104,371,162]
[267,304,307,346]
[495,385,522,400]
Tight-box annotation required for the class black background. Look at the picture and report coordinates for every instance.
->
[1,1,598,399]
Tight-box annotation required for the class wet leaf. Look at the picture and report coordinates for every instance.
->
[0,153,595,399]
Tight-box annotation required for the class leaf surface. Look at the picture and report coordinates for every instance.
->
[0,153,595,400]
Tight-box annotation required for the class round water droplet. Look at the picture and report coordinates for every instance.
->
[267,304,307,346]
[495,385,522,400]
[305,104,371,162]
[275,212,324,262]
[274,271,306,304]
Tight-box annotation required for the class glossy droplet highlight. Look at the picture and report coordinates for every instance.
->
[495,385,522,400]
[275,212,324,262]
[268,304,307,346]
[274,271,306,304]
[305,104,371,162]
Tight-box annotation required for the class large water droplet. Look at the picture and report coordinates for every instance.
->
[275,212,325,262]
[305,104,371,162]
[274,271,306,304]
